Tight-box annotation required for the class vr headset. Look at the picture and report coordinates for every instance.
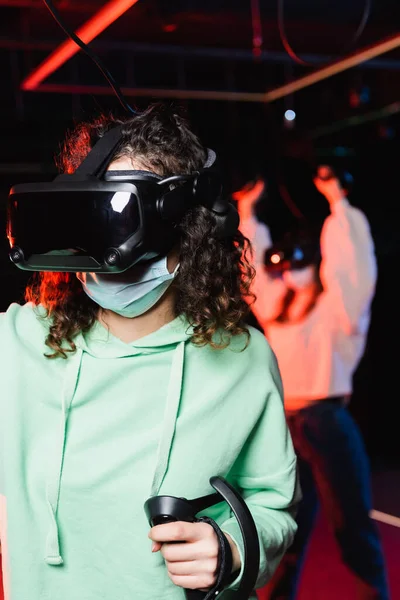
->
[264,232,320,273]
[7,125,239,274]
[264,164,351,273]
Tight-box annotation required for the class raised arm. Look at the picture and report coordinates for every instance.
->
[234,181,287,328]
[315,167,377,335]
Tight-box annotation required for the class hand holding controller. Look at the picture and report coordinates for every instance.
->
[144,477,260,600]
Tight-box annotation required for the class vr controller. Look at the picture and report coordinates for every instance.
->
[315,165,354,194]
[144,476,260,600]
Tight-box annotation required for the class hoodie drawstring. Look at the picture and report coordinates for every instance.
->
[150,341,185,497]
[44,336,186,566]
[45,348,83,566]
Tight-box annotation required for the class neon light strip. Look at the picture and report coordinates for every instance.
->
[21,0,140,91]
[311,101,400,139]
[263,33,400,102]
[32,82,268,102]
[370,509,400,529]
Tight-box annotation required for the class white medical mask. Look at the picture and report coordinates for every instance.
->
[77,256,179,317]
[282,266,316,291]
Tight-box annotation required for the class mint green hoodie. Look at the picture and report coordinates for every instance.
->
[0,303,298,600]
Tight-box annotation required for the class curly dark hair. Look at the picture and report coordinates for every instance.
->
[26,103,255,358]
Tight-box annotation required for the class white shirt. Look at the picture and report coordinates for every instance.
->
[240,199,377,411]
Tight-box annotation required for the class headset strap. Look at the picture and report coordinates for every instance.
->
[71,125,124,179]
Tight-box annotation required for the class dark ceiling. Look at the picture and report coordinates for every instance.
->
[0,0,399,183]
[2,0,399,52]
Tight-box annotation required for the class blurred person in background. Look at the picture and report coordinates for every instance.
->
[234,166,390,600]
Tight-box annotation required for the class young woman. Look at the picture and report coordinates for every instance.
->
[235,168,390,599]
[0,104,299,600]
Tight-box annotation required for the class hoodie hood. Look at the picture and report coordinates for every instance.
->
[44,315,193,566]
[77,315,193,359]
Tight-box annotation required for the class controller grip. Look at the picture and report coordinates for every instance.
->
[316,165,336,181]
[145,496,208,600]
[144,495,197,526]
[144,478,260,599]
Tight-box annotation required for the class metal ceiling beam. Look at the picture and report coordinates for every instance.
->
[2,37,400,70]
[21,0,140,90]
[29,82,268,102]
[264,32,400,102]
[311,101,400,138]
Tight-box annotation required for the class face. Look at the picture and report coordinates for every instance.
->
[107,157,179,274]
[282,265,316,291]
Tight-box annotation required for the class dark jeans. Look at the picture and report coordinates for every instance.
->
[265,400,390,600]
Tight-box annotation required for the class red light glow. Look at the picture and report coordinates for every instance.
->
[163,24,178,33]
[21,0,140,91]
